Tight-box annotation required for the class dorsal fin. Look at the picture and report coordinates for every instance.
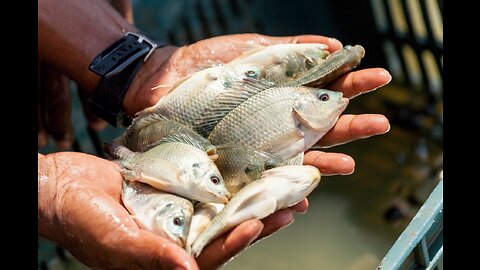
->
[154,133,206,151]
[193,77,275,137]
[130,113,170,131]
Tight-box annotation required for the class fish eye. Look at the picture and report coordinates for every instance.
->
[173,216,184,226]
[264,161,276,170]
[245,70,258,78]
[319,93,329,101]
[210,176,221,185]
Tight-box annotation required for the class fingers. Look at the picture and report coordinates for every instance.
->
[197,220,263,270]
[247,34,343,52]
[124,230,199,270]
[290,198,309,214]
[317,114,390,148]
[41,63,74,149]
[327,68,392,98]
[303,151,355,176]
[254,208,295,243]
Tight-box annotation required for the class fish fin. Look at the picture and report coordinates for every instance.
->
[285,152,304,165]
[137,167,180,193]
[193,77,274,136]
[119,167,139,181]
[103,142,136,160]
[130,112,170,131]
[155,133,205,150]
[227,196,277,226]
[260,128,304,156]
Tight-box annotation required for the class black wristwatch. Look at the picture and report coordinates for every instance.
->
[88,32,167,127]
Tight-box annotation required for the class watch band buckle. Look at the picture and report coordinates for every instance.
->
[124,32,158,61]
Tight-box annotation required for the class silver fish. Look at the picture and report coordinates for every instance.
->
[185,202,225,251]
[105,142,230,203]
[122,181,194,247]
[226,43,330,85]
[214,146,286,195]
[117,113,217,158]
[137,44,330,134]
[283,45,365,87]
[204,79,349,160]
[188,165,321,257]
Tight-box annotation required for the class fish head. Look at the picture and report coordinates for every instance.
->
[184,158,231,203]
[153,197,194,248]
[244,150,286,181]
[293,88,349,132]
[266,44,329,83]
[221,64,264,88]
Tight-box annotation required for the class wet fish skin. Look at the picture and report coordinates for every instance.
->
[214,146,286,195]
[207,82,349,160]
[106,142,231,204]
[189,165,321,257]
[284,45,365,88]
[227,43,330,85]
[136,44,330,132]
[118,113,217,156]
[122,181,194,247]
[185,202,225,252]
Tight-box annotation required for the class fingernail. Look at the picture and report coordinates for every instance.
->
[379,70,392,83]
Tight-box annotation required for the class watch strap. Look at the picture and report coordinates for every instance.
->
[88,32,166,127]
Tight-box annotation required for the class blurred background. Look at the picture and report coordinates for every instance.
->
[38,0,443,269]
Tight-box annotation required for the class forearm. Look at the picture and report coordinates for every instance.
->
[38,0,137,91]
[38,0,177,116]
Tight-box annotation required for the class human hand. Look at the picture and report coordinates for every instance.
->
[38,152,306,269]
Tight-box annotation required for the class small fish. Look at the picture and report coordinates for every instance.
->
[283,45,365,87]
[188,165,321,257]
[185,202,225,251]
[214,146,287,195]
[117,113,217,158]
[203,78,349,159]
[227,43,330,85]
[137,44,330,134]
[105,142,231,203]
[122,181,194,247]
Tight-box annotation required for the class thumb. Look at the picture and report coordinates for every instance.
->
[122,229,199,270]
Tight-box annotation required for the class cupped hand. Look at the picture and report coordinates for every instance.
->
[38,152,306,269]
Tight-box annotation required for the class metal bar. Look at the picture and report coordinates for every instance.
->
[425,246,443,270]
[376,179,443,270]
[413,237,430,267]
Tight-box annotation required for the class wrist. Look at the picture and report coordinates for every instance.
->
[122,45,179,117]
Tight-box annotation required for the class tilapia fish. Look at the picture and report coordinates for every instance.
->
[214,146,287,195]
[117,113,216,157]
[283,45,365,87]
[104,142,230,203]
[122,181,194,247]
[185,202,225,251]
[188,165,321,257]
[202,78,349,160]
[136,43,330,133]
